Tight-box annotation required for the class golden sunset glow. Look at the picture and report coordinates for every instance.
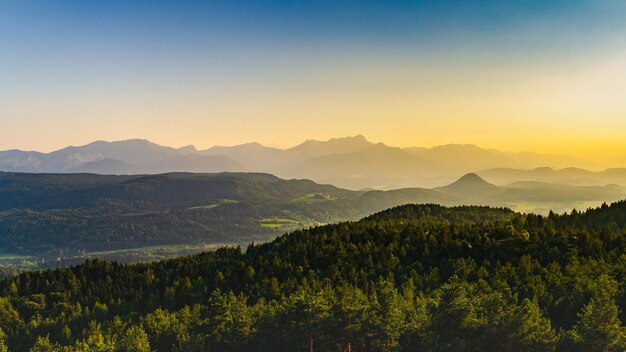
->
[1,1,625,167]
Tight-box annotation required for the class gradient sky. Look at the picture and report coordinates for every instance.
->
[1,0,626,162]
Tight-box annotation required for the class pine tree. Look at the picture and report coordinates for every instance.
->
[511,299,557,351]
[0,328,8,352]
[565,295,626,351]
[115,325,151,352]
[29,336,61,352]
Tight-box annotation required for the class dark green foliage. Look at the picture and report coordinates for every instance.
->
[1,202,626,350]
[0,172,351,254]
[0,172,452,256]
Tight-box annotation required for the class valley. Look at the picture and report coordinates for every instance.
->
[0,170,623,270]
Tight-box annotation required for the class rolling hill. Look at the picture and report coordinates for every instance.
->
[0,172,623,263]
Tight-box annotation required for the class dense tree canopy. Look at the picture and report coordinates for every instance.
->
[0,172,452,256]
[1,202,626,351]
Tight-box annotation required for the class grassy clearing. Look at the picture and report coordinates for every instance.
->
[189,199,239,210]
[508,201,607,215]
[0,253,30,260]
[0,253,37,271]
[260,223,284,229]
[291,193,336,203]
[88,243,230,256]
[259,217,299,229]
[260,217,298,223]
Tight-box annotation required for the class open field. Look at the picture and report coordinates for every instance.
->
[291,193,337,203]
[188,199,239,210]
[0,253,30,260]
[260,217,300,229]
[506,200,611,215]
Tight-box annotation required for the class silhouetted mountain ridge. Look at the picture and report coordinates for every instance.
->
[0,136,620,189]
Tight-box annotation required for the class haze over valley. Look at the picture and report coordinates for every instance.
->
[1,135,621,190]
[2,135,624,269]
[0,168,623,269]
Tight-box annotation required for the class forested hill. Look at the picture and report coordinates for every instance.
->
[0,172,451,256]
[0,172,347,211]
[2,202,626,351]
[1,171,622,259]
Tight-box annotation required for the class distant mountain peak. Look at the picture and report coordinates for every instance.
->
[455,173,488,183]
[245,141,264,146]
[211,142,264,148]
[287,135,375,159]
[439,173,500,195]
[300,134,369,145]
[177,145,198,153]
[449,173,497,189]
[427,144,499,155]
[346,134,368,142]
[236,142,269,149]
[90,139,152,146]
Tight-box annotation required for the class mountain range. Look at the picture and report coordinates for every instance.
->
[2,135,617,189]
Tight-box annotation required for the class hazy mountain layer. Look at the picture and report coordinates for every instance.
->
[1,136,617,189]
[478,167,626,187]
[0,139,245,175]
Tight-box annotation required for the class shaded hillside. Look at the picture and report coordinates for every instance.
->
[1,202,626,350]
[0,172,449,256]
[0,172,355,254]
[0,172,624,258]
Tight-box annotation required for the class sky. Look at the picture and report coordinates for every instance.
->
[1,0,626,162]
